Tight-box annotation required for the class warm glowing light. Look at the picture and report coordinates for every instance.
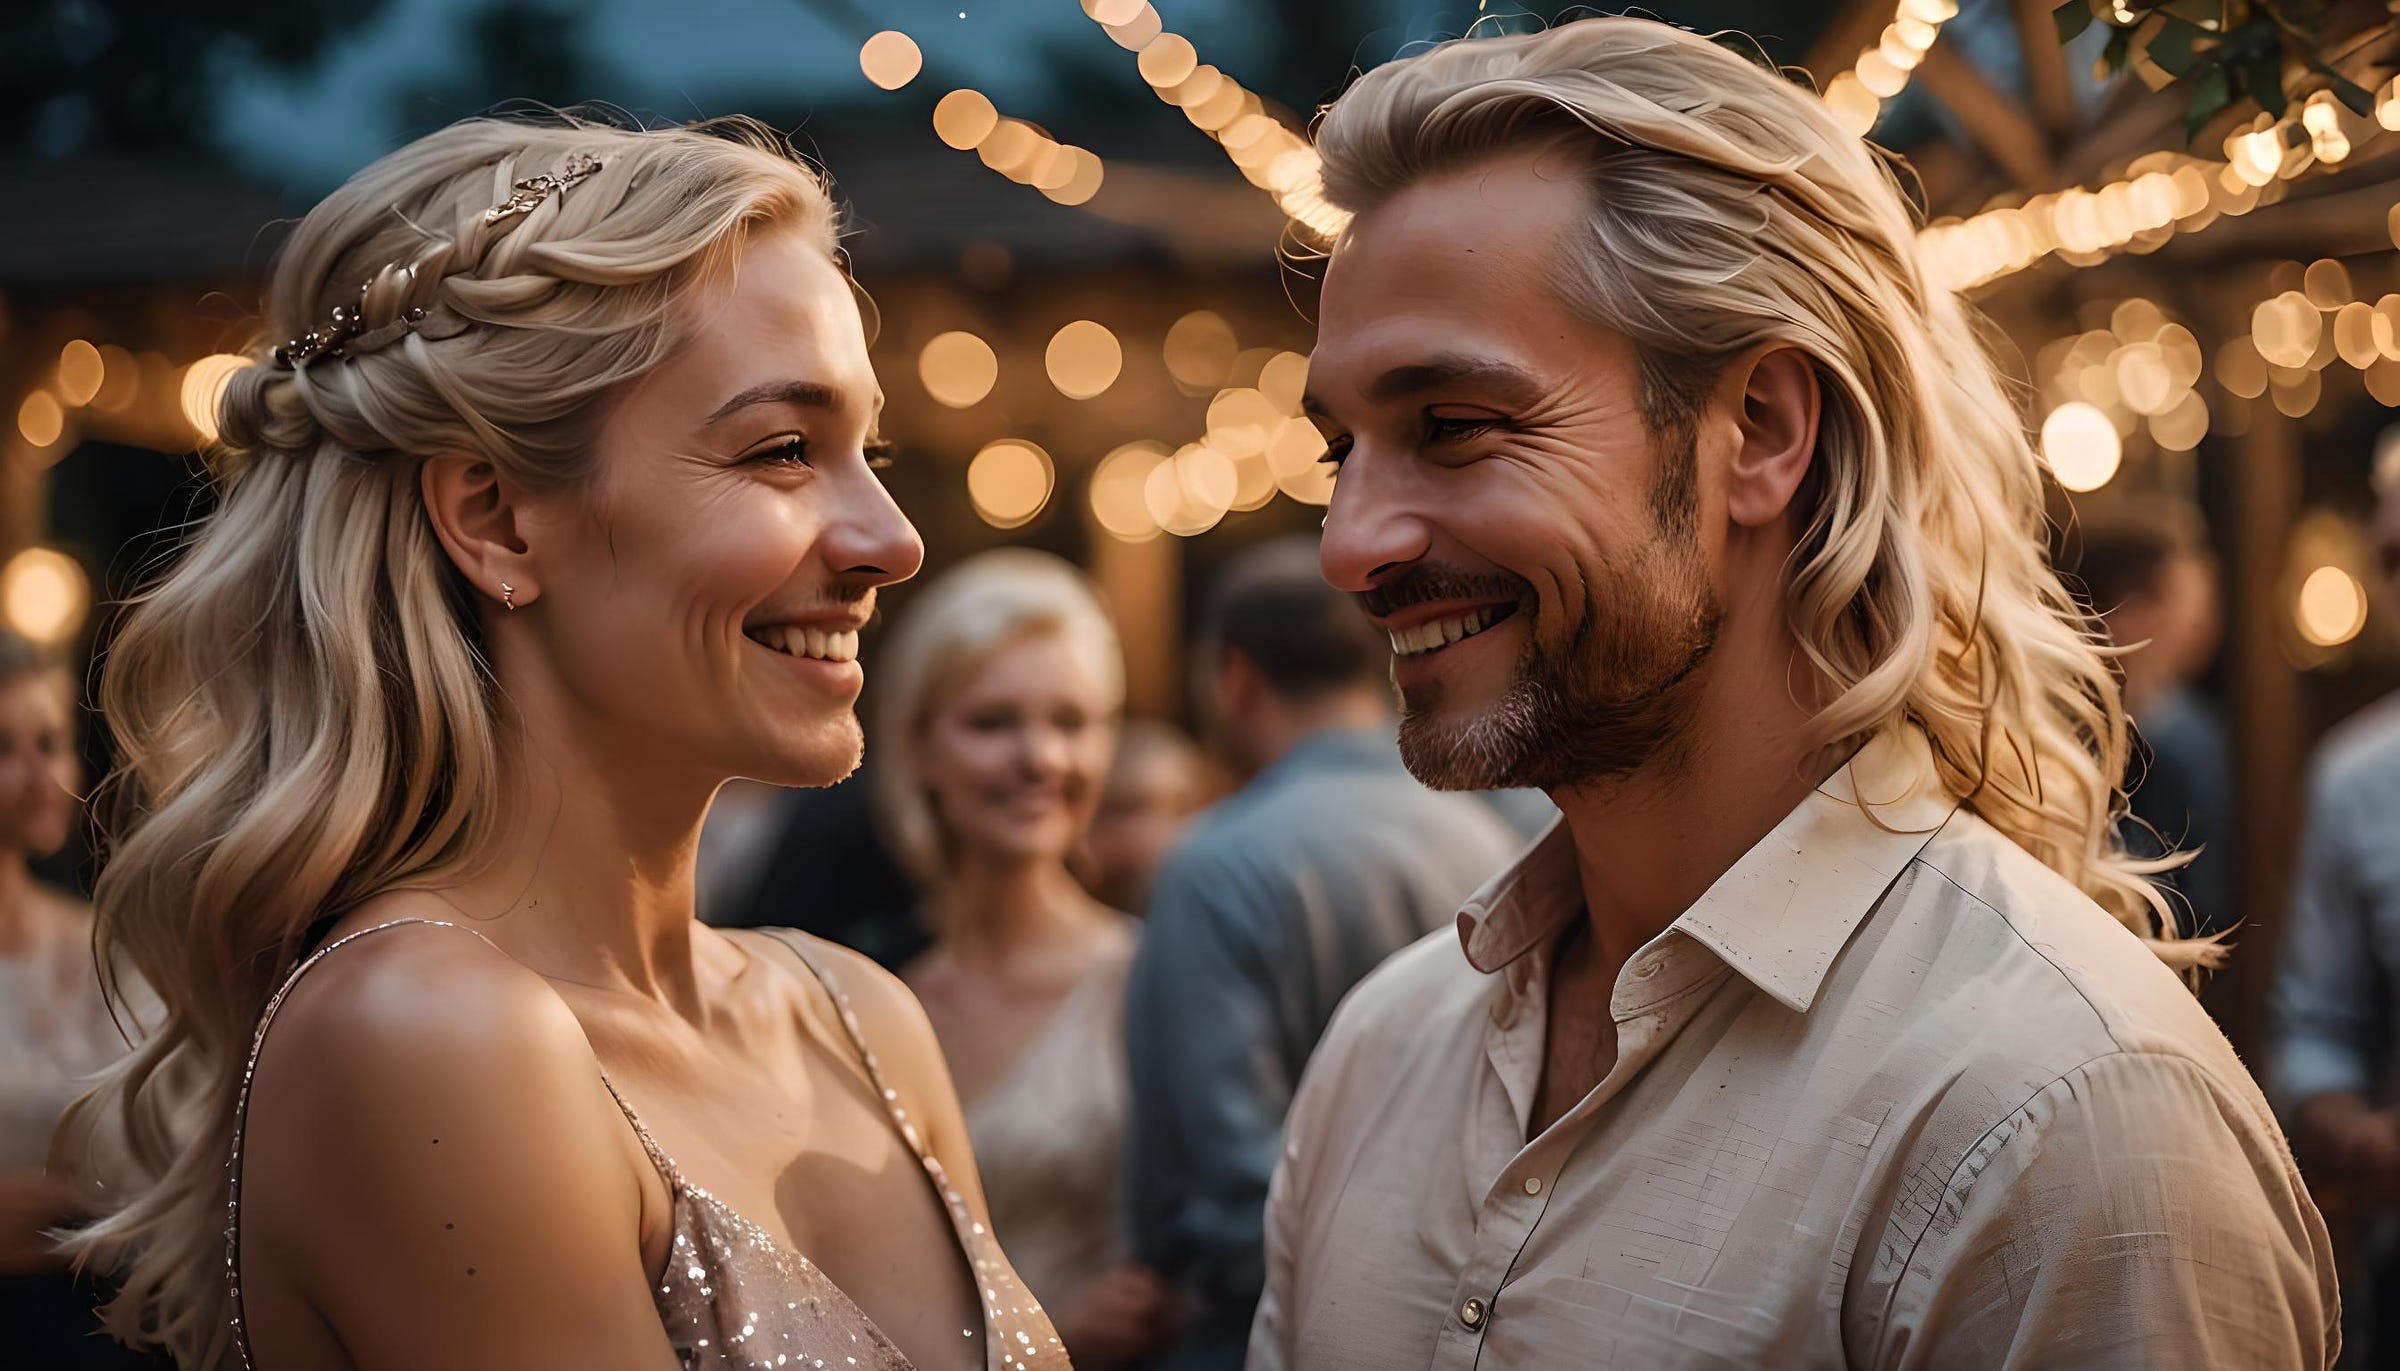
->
[2368,358,2400,406]
[2296,565,2368,647]
[0,547,89,646]
[1137,33,1197,87]
[1045,320,1122,400]
[57,340,103,406]
[1163,310,1238,389]
[2217,337,2269,398]
[2305,258,2354,309]
[15,391,64,447]
[1081,0,1145,22]
[1040,147,1105,206]
[2149,392,2209,451]
[1257,351,1309,412]
[2336,302,2381,369]
[967,440,1055,529]
[918,331,998,408]
[1822,74,1880,136]
[933,90,1000,150]
[90,345,138,413]
[859,31,923,90]
[2254,292,2321,369]
[1091,441,1168,541]
[1101,3,1161,49]
[2109,298,2163,342]
[1205,387,1281,455]
[1265,416,1330,489]
[179,353,252,442]
[977,120,1044,178]
[2040,402,2121,492]
[2113,343,2174,415]
[1144,442,1237,536]
[2272,368,2323,417]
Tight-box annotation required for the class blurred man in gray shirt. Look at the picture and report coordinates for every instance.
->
[2271,443,2400,1361]
[1122,539,1523,1369]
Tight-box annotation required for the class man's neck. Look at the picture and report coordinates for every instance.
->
[1549,619,1832,978]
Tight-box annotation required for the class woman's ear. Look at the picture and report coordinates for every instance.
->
[421,453,537,610]
[1723,346,1820,530]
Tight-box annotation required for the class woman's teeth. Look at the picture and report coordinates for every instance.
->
[1389,606,1507,658]
[749,625,860,662]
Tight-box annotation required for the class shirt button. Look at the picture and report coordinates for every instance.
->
[1459,1296,1487,1329]
[1523,1176,1543,1196]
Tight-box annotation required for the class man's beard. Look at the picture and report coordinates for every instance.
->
[1391,442,1724,792]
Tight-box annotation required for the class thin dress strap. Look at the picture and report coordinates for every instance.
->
[224,917,495,1371]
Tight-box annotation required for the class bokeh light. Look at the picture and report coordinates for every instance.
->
[967,440,1055,529]
[1045,320,1122,400]
[16,391,64,448]
[933,90,1000,150]
[918,331,999,408]
[57,340,104,406]
[2039,401,2121,492]
[2296,564,2368,647]
[859,31,923,91]
[1091,441,1168,541]
[179,353,252,442]
[1163,310,1238,389]
[0,547,89,646]
[1137,33,1197,86]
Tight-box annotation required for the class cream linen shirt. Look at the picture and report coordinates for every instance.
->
[1250,728,2338,1370]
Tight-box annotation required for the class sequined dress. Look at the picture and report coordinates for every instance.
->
[225,919,1067,1371]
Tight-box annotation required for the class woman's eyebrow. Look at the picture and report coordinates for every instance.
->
[703,379,841,427]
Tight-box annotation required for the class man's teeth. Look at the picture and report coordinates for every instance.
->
[751,625,860,662]
[1388,607,1506,657]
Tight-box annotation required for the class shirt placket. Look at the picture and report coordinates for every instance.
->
[1430,937,1725,1369]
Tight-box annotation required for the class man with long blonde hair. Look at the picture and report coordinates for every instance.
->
[1254,17,2337,1368]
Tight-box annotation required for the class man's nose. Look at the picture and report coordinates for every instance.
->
[1318,451,1431,594]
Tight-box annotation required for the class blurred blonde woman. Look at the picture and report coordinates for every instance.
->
[60,113,1065,1371]
[875,550,1174,1370]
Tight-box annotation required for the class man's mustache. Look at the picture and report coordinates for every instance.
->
[1356,564,1534,619]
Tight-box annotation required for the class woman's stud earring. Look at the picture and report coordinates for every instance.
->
[500,581,516,611]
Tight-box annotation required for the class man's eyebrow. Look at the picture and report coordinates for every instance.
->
[1303,355,1542,416]
[703,380,842,427]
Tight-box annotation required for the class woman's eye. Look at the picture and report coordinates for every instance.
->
[744,437,812,468]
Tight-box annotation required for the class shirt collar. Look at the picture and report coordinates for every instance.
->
[1455,724,1961,1014]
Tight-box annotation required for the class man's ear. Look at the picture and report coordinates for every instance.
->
[1722,346,1820,530]
[421,453,537,611]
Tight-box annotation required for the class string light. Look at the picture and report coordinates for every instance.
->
[0,547,89,645]
[2296,564,2368,646]
[1076,12,1348,240]
[928,87,1105,206]
[1091,440,1170,541]
[56,340,103,407]
[1045,320,1123,399]
[1821,0,1956,137]
[918,331,999,408]
[858,31,923,91]
[178,354,251,442]
[966,439,1055,528]
[2039,400,2122,492]
[15,391,63,447]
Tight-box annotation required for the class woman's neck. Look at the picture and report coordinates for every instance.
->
[929,856,1096,967]
[432,716,718,1010]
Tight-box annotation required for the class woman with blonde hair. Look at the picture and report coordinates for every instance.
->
[59,113,1062,1371]
[874,550,1173,1371]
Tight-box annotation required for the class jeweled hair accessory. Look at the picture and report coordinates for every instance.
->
[274,153,604,367]
[483,151,604,225]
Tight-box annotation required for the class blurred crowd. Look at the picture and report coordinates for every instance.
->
[6,488,2400,1364]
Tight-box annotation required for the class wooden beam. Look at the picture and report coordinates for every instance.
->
[1915,43,2059,190]
[2012,0,2079,138]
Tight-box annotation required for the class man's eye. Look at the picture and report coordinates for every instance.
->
[1425,414,1501,443]
[744,438,812,468]
[1319,435,1354,468]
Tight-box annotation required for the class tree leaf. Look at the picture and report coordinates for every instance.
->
[2246,52,2288,118]
[2185,63,2232,141]
[2146,15,2203,78]
[2055,0,2095,44]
